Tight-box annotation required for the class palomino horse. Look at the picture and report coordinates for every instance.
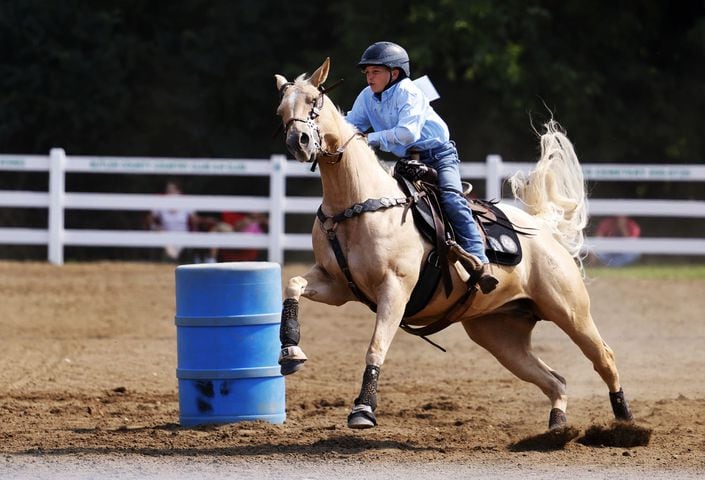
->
[274,58,634,431]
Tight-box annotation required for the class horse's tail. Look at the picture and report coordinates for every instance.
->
[509,121,588,269]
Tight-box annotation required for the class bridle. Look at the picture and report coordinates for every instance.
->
[277,79,364,171]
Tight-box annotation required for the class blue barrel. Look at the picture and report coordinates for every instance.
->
[175,262,285,426]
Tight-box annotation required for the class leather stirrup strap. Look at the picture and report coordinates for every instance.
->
[425,189,453,297]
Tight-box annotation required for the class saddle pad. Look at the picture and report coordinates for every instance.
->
[473,201,523,266]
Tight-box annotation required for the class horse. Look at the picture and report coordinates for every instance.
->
[274,57,634,431]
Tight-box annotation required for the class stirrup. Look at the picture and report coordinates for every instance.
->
[448,242,498,294]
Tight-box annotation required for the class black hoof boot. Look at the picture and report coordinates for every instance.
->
[548,407,567,430]
[610,388,634,422]
[279,299,306,376]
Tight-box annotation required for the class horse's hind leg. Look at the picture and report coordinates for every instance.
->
[538,287,634,422]
[462,314,571,430]
[279,264,355,375]
[558,311,633,421]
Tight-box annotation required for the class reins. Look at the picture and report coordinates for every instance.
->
[318,131,365,162]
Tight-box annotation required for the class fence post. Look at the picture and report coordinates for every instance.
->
[486,154,503,202]
[269,154,286,265]
[48,148,66,265]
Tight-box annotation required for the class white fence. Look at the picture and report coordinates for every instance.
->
[1,149,704,265]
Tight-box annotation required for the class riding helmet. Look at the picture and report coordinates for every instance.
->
[357,41,410,77]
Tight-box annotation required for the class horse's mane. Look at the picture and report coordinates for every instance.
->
[337,114,391,174]
[509,121,588,269]
[318,87,389,173]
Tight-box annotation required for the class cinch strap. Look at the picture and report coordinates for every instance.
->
[315,196,413,312]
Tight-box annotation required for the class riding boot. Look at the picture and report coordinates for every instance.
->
[477,263,499,294]
[449,242,499,294]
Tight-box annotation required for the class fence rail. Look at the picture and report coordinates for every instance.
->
[1,149,704,265]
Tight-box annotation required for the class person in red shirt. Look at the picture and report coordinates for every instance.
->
[210,212,267,262]
[594,215,641,267]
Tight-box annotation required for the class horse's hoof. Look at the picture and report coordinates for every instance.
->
[347,404,377,429]
[548,407,567,430]
[280,359,305,376]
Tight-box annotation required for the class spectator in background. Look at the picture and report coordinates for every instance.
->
[594,215,642,267]
[208,212,267,262]
[145,179,201,263]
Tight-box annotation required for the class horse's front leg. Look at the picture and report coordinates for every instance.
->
[347,275,408,429]
[279,264,354,375]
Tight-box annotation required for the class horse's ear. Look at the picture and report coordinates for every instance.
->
[275,74,289,92]
[309,58,330,88]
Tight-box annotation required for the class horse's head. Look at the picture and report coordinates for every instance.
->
[275,58,337,163]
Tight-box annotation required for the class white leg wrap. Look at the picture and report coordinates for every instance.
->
[279,345,308,363]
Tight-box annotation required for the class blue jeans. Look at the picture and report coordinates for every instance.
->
[596,252,641,267]
[416,142,489,264]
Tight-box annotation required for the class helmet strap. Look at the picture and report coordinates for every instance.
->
[382,68,403,91]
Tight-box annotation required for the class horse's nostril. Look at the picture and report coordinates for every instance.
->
[300,132,309,146]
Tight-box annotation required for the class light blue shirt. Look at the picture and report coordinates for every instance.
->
[346,77,450,158]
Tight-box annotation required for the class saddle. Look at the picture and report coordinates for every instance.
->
[392,160,528,319]
[315,160,532,345]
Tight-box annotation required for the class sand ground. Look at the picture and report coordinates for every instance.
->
[1,261,704,478]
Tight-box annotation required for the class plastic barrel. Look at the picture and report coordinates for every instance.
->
[175,262,285,426]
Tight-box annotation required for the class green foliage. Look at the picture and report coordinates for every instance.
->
[1,0,704,162]
[1,0,703,260]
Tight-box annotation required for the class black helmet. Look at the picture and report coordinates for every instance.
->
[357,41,410,77]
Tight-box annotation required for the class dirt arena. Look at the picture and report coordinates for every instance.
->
[1,261,704,478]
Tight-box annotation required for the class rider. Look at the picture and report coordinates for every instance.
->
[346,41,498,293]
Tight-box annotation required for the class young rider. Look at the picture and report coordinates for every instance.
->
[346,41,498,294]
